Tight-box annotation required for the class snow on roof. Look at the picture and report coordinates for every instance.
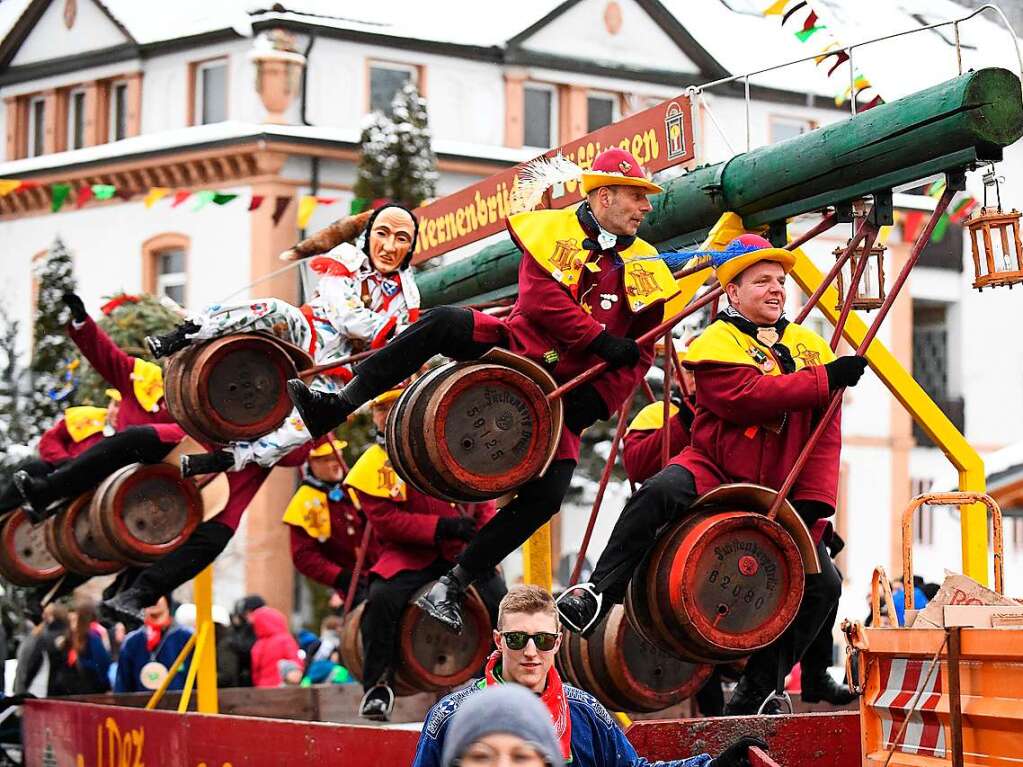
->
[0,120,530,177]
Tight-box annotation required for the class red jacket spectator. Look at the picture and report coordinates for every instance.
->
[248,606,300,688]
[36,408,107,464]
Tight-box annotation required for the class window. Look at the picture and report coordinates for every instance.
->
[587,93,618,133]
[912,301,965,443]
[770,115,816,144]
[67,90,86,150]
[369,62,417,115]
[28,97,45,157]
[108,81,127,142]
[524,84,558,149]
[156,249,187,305]
[911,478,935,544]
[194,59,228,125]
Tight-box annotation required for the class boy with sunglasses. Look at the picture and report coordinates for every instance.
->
[412,585,766,767]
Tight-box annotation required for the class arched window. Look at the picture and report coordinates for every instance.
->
[142,233,190,307]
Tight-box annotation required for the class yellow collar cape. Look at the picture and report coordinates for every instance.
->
[627,401,679,433]
[343,443,406,501]
[507,207,678,313]
[64,406,110,442]
[282,483,332,541]
[130,358,164,413]
[684,319,835,376]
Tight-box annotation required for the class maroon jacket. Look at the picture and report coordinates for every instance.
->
[355,489,497,580]
[68,317,183,444]
[621,407,692,486]
[37,418,103,464]
[288,482,380,588]
[470,251,662,462]
[211,444,311,532]
[670,363,840,509]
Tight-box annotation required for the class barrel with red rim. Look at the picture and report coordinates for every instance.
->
[0,509,65,586]
[44,493,122,576]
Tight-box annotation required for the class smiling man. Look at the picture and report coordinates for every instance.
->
[558,235,867,714]
[413,585,765,767]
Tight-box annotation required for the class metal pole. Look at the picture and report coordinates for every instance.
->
[794,211,874,324]
[786,211,838,252]
[947,627,966,767]
[660,333,673,469]
[849,47,857,116]
[829,223,879,350]
[745,75,752,152]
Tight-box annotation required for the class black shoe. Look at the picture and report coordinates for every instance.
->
[359,685,395,721]
[180,450,234,478]
[801,672,856,705]
[12,471,57,523]
[286,379,354,439]
[145,321,199,360]
[556,584,607,637]
[415,573,467,635]
[724,675,784,716]
[100,588,152,631]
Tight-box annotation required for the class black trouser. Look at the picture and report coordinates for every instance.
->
[360,562,507,691]
[127,520,234,604]
[590,464,698,602]
[0,457,53,512]
[798,565,842,680]
[29,426,174,507]
[695,667,725,717]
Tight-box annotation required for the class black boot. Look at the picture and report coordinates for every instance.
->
[555,584,609,638]
[287,379,356,439]
[12,471,60,523]
[180,449,234,478]
[359,684,395,721]
[724,673,784,716]
[415,566,472,635]
[100,587,154,630]
[145,320,200,359]
[800,672,856,705]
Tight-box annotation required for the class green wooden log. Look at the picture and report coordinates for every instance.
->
[419,68,1023,308]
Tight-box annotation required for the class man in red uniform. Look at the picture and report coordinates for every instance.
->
[347,389,506,721]
[284,438,378,607]
[558,235,867,714]
[287,148,678,634]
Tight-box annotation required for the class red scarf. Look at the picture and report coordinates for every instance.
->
[144,617,170,652]
[483,650,572,761]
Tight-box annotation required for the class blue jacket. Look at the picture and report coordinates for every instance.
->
[413,680,712,767]
[114,624,193,693]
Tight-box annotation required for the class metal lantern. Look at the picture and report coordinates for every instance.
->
[967,166,1023,290]
[834,239,886,311]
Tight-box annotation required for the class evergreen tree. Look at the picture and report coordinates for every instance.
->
[352,111,395,210]
[387,81,438,207]
[74,293,182,405]
[0,303,33,452]
[28,237,78,435]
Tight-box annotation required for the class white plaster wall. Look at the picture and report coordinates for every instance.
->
[10,0,129,66]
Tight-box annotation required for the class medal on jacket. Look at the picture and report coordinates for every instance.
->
[328,485,343,502]
[140,661,169,690]
[756,327,780,347]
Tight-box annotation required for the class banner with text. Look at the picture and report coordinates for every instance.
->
[412,94,695,263]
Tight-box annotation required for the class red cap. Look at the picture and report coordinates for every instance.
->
[581,148,662,195]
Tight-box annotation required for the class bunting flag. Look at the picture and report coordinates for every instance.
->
[350,197,371,214]
[191,190,216,211]
[0,179,21,196]
[213,192,238,205]
[949,198,977,223]
[51,183,71,212]
[272,195,292,226]
[901,210,926,243]
[248,195,265,211]
[92,184,116,200]
[297,195,318,228]
[76,185,94,208]
[144,187,170,208]
[170,190,192,208]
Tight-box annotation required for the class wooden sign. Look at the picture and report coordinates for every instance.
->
[412,94,695,263]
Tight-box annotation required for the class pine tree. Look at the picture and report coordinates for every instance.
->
[74,293,182,405]
[0,303,33,452]
[352,111,395,210]
[28,237,78,435]
[387,81,438,208]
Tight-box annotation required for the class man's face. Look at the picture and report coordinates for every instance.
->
[144,597,170,625]
[591,185,653,237]
[309,455,344,483]
[461,734,547,767]
[106,398,120,424]
[725,261,787,325]
[368,207,415,274]
[494,610,560,693]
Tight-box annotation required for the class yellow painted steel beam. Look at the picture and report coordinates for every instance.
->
[193,566,219,713]
[789,250,989,584]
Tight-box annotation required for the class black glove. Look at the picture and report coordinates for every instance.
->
[587,331,641,370]
[793,499,833,526]
[334,570,353,594]
[563,383,609,434]
[824,355,867,389]
[436,516,476,542]
[62,293,88,323]
[709,736,770,767]
[673,391,696,430]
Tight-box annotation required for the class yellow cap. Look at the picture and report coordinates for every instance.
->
[372,388,404,407]
[105,388,122,402]
[309,439,349,458]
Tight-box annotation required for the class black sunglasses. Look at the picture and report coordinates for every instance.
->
[500,631,559,652]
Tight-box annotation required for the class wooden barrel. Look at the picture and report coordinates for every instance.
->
[164,333,313,445]
[340,584,492,695]
[43,492,123,576]
[625,510,804,663]
[557,605,712,713]
[386,358,556,503]
[88,463,204,564]
[0,509,65,586]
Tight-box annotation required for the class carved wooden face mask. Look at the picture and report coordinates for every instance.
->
[368,207,416,274]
